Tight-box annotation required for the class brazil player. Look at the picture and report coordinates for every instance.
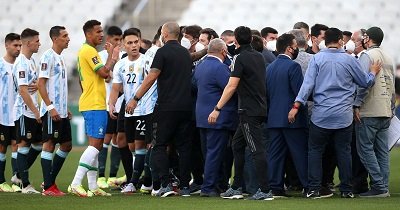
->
[109,28,148,193]
[38,26,72,196]
[97,26,123,189]
[13,28,42,194]
[0,33,22,192]
[68,20,119,197]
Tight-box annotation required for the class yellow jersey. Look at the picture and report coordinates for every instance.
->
[77,43,106,111]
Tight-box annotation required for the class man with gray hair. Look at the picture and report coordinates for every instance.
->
[193,38,238,197]
[289,29,313,76]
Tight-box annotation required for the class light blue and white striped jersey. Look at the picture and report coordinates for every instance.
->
[113,54,144,117]
[38,49,68,118]
[99,50,124,113]
[13,54,39,120]
[0,58,17,126]
[139,45,159,115]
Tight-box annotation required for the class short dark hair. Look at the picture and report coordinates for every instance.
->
[200,28,219,41]
[49,26,66,39]
[21,28,39,39]
[152,25,163,44]
[251,35,264,52]
[366,26,384,46]
[5,33,20,43]
[234,26,252,45]
[221,30,234,37]
[276,33,295,54]
[141,39,152,49]
[251,29,261,37]
[83,20,101,34]
[123,28,141,39]
[310,23,329,37]
[293,22,309,31]
[343,31,352,37]
[107,26,122,36]
[182,25,202,39]
[261,27,278,38]
[324,28,343,46]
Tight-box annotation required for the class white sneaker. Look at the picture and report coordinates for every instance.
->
[121,183,136,194]
[140,184,153,194]
[22,185,40,194]
[151,189,160,196]
[11,174,22,185]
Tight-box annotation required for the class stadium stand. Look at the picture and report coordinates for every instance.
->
[179,0,400,64]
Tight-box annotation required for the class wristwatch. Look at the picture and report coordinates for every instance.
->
[214,106,221,112]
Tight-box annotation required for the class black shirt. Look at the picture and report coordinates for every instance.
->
[305,45,316,54]
[231,44,267,117]
[151,40,193,111]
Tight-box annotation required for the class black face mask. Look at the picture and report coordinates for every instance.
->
[361,38,367,49]
[227,44,236,56]
[291,47,299,60]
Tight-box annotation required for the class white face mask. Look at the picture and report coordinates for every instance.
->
[158,36,164,47]
[195,42,205,52]
[344,40,355,53]
[318,40,326,50]
[180,37,191,49]
[266,40,277,51]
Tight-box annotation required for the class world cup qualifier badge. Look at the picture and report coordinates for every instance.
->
[19,71,25,78]
[0,134,5,141]
[41,63,48,71]
[92,56,99,65]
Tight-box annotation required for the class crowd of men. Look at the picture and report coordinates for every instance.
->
[0,19,398,200]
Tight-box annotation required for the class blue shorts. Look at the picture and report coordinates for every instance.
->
[81,110,108,139]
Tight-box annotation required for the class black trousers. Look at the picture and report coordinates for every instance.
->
[151,110,192,188]
[231,113,269,192]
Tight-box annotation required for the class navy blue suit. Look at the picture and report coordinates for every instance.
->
[266,55,308,191]
[194,56,238,193]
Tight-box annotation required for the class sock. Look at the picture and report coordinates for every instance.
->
[98,144,108,178]
[119,146,133,183]
[130,149,146,185]
[51,149,68,184]
[143,150,152,187]
[0,153,6,183]
[17,147,30,188]
[109,143,121,177]
[87,158,99,190]
[11,152,18,175]
[27,144,42,169]
[71,146,99,187]
[132,151,136,170]
[41,151,53,190]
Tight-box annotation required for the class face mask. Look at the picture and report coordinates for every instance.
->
[344,40,355,52]
[181,37,191,49]
[291,47,299,60]
[158,36,164,47]
[318,40,326,50]
[227,43,236,56]
[195,42,205,52]
[361,38,368,49]
[266,40,277,51]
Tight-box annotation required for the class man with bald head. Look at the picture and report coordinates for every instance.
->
[125,22,193,197]
[193,39,238,197]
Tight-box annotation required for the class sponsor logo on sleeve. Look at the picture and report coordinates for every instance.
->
[18,71,25,78]
[92,56,99,65]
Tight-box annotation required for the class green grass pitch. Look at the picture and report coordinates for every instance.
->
[0,147,399,210]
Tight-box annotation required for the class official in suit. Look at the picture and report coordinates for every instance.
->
[266,34,308,197]
[193,38,238,197]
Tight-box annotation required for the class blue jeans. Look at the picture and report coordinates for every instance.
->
[355,117,390,191]
[308,123,352,192]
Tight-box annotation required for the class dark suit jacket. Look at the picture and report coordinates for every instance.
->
[266,55,308,128]
[194,56,238,130]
